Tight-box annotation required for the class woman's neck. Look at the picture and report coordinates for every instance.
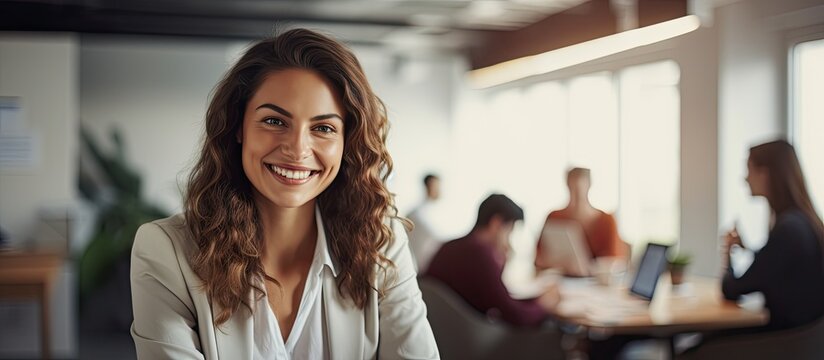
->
[255,197,318,274]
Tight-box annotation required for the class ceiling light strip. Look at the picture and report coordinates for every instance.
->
[468,15,701,89]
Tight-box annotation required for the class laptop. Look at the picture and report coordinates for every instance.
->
[570,243,671,321]
[628,243,671,301]
[581,243,670,320]
[540,220,593,277]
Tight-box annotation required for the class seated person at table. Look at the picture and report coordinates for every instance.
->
[425,194,559,327]
[535,167,625,272]
[721,140,824,331]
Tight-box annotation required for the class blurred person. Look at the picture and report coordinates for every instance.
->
[406,173,449,272]
[535,167,625,272]
[129,29,438,359]
[425,194,560,327]
[720,140,824,331]
[677,140,824,357]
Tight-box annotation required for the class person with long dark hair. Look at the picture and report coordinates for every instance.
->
[722,139,824,330]
[129,29,439,359]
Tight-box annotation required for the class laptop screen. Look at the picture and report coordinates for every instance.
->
[630,243,670,300]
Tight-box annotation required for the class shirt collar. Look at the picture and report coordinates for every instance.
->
[314,206,339,277]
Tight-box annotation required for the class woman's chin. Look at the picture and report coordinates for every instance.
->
[272,198,314,209]
[253,191,316,211]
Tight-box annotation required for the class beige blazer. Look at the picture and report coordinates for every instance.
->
[130,214,440,360]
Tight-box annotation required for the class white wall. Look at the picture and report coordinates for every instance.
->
[363,51,464,217]
[0,33,78,243]
[80,35,233,214]
[675,24,720,277]
[0,32,78,359]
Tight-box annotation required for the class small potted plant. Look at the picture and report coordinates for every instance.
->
[668,252,692,286]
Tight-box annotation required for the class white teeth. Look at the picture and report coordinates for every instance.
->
[268,164,314,180]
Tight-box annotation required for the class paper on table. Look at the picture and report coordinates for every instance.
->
[507,270,561,300]
[556,286,648,324]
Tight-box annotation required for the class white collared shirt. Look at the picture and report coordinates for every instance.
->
[253,208,337,360]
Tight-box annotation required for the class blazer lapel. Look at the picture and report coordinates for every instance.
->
[212,297,254,360]
[322,267,369,360]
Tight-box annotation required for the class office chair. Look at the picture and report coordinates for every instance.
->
[419,277,566,360]
[676,316,824,360]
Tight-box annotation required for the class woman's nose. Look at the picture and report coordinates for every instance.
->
[282,128,312,160]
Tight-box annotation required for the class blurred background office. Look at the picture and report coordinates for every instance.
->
[1,0,823,358]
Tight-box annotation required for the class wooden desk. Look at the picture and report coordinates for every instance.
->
[0,251,64,360]
[553,276,768,336]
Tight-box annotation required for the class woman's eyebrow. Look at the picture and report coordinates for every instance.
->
[311,114,343,122]
[255,103,292,118]
[256,103,342,122]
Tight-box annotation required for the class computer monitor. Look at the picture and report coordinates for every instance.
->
[540,220,593,277]
[629,243,671,301]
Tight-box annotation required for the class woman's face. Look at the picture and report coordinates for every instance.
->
[238,68,345,210]
[745,158,769,197]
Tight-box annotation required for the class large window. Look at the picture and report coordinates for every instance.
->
[568,72,620,211]
[618,61,681,251]
[447,60,681,279]
[792,38,824,216]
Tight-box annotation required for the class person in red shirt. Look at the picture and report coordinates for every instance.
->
[425,194,559,327]
[535,168,625,272]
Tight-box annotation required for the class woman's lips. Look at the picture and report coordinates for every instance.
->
[265,163,320,185]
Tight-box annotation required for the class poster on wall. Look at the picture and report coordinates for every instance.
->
[0,97,40,170]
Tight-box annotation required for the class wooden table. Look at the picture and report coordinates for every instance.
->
[553,276,768,336]
[0,251,64,359]
[550,276,768,358]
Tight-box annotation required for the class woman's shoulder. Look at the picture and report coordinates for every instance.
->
[379,217,412,259]
[133,213,198,266]
[776,209,809,226]
[773,210,818,241]
[764,210,822,257]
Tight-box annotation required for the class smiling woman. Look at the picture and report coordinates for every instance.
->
[128,29,439,360]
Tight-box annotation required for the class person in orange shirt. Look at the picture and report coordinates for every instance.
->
[535,167,625,272]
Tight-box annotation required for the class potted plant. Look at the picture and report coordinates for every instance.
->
[668,252,692,286]
[77,126,168,331]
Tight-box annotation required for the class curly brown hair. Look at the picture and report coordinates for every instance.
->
[184,28,403,325]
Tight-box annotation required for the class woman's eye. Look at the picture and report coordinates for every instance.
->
[314,125,336,133]
[263,118,285,126]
